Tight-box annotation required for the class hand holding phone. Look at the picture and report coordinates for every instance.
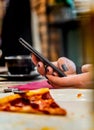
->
[19,38,66,77]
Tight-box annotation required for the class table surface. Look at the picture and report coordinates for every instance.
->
[0,66,44,89]
[0,66,94,130]
[0,89,93,130]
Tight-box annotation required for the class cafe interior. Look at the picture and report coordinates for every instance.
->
[0,0,94,130]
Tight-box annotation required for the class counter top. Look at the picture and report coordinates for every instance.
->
[0,89,93,130]
[0,66,94,130]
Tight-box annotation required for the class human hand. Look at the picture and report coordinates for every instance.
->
[31,54,76,76]
[31,54,93,88]
[46,64,93,88]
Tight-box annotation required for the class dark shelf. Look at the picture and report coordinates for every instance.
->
[47,1,71,8]
[48,19,80,30]
[47,3,65,7]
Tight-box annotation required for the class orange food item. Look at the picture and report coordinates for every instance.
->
[0,88,66,116]
[77,93,82,98]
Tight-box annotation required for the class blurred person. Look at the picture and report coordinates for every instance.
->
[31,54,93,89]
[0,0,32,66]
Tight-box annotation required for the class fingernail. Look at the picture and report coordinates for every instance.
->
[61,64,68,71]
[46,68,49,73]
[37,64,40,67]
[47,80,51,85]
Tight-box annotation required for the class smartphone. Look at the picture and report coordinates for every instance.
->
[19,38,66,77]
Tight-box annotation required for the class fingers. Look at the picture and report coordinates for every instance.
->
[31,54,39,65]
[82,64,93,73]
[57,57,76,75]
[37,62,54,75]
[46,75,77,88]
[37,62,45,75]
[31,54,54,75]
[46,72,92,88]
[31,54,45,75]
[37,56,76,76]
[31,55,76,76]
[31,54,57,75]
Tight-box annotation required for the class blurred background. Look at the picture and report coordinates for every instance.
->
[0,0,94,66]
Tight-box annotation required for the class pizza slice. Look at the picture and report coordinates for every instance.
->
[0,88,66,115]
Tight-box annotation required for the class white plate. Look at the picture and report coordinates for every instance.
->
[0,89,93,130]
